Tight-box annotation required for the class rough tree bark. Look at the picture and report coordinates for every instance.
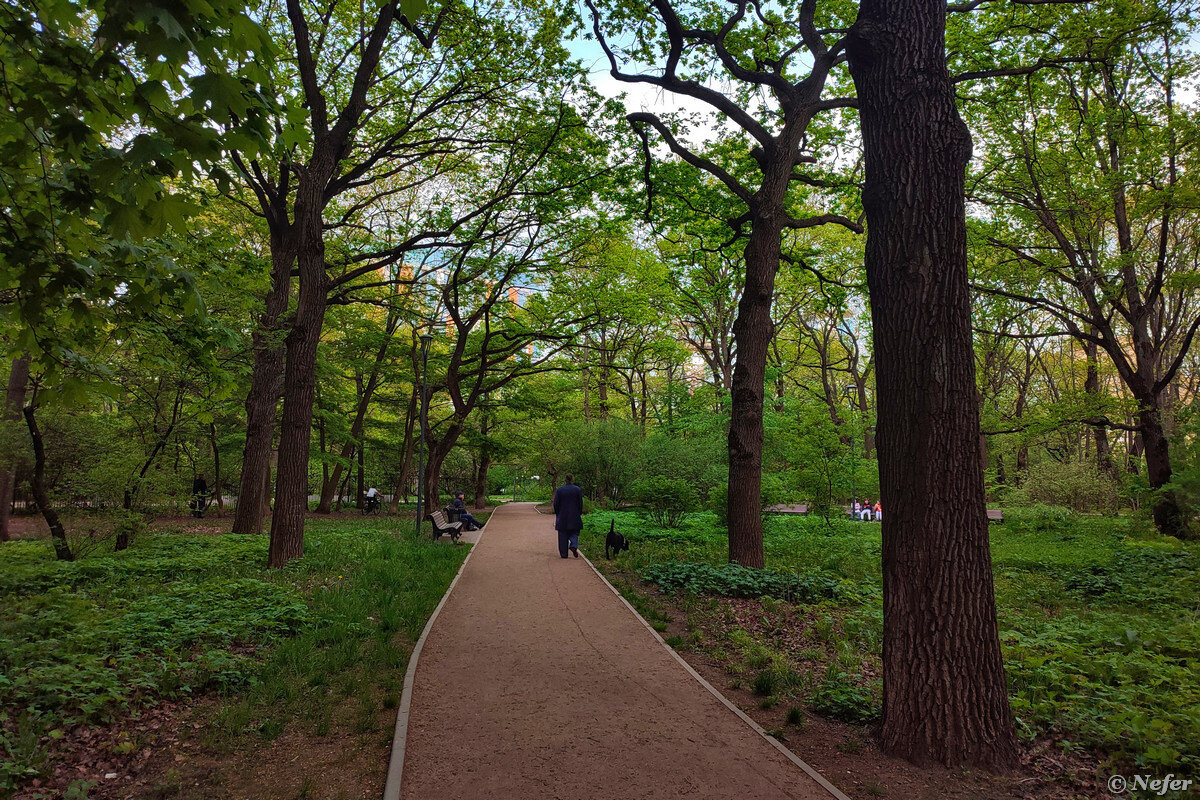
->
[268,195,329,567]
[726,215,784,568]
[0,355,31,541]
[233,236,294,535]
[847,0,1018,770]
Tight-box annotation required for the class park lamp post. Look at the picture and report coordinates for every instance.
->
[415,332,433,537]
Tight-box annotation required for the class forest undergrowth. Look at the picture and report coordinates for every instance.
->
[581,507,1200,779]
[0,516,468,795]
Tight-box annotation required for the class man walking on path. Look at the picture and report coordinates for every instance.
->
[552,474,583,558]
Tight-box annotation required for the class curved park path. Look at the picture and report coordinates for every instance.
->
[391,502,846,800]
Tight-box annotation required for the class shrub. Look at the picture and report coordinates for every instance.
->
[708,482,729,525]
[631,476,699,528]
[1005,461,1121,513]
[810,672,880,723]
[1004,503,1075,533]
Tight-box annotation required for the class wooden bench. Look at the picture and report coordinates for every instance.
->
[986,509,1003,523]
[764,504,809,515]
[428,510,464,544]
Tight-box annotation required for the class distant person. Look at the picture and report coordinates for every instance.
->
[852,500,861,520]
[451,492,482,531]
[552,474,584,559]
[365,486,380,512]
[191,474,209,518]
[859,501,872,521]
[873,501,882,521]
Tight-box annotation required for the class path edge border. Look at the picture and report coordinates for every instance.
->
[381,532,481,800]
[581,552,853,800]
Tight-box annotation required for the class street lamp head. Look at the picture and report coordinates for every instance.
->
[841,384,858,410]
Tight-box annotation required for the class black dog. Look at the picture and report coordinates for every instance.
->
[605,520,630,560]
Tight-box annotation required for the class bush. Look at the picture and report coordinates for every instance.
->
[631,476,699,528]
[1005,460,1121,513]
[1004,503,1075,533]
[811,672,880,723]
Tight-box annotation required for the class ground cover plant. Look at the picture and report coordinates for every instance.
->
[0,516,468,795]
[580,507,1200,778]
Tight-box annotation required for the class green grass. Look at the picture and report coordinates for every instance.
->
[0,516,468,792]
[580,507,1200,772]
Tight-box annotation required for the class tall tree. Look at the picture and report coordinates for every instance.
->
[965,1,1200,537]
[846,0,1018,770]
[589,0,861,567]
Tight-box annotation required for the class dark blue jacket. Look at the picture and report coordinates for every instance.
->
[552,482,584,531]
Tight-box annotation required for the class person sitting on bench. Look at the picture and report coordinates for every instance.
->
[859,501,873,521]
[451,492,482,531]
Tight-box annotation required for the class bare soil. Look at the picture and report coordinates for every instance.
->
[14,694,395,800]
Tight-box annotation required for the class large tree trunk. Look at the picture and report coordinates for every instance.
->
[23,404,72,561]
[726,219,782,569]
[1139,401,1189,538]
[848,0,1018,771]
[234,239,294,535]
[268,220,328,568]
[0,355,31,541]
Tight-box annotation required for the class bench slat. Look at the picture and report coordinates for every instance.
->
[428,510,464,543]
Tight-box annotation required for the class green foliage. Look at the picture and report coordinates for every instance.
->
[810,670,880,724]
[631,475,698,527]
[1005,461,1121,512]
[641,562,846,605]
[0,517,467,791]
[0,0,273,386]
[586,508,1200,770]
[639,432,726,497]
[707,475,797,526]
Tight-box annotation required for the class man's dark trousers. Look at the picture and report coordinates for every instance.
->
[557,529,579,559]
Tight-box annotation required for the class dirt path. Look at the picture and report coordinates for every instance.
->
[397,503,843,800]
